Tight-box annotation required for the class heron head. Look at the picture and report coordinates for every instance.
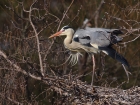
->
[49,26,74,38]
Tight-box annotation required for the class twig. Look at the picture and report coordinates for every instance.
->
[57,0,75,31]
[94,0,105,27]
[7,97,23,105]
[122,34,140,44]
[28,1,44,76]
[0,50,41,80]
[0,93,23,105]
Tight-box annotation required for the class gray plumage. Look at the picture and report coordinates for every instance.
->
[49,26,129,67]
[73,27,129,67]
[73,28,123,48]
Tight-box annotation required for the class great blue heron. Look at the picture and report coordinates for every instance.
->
[49,26,130,83]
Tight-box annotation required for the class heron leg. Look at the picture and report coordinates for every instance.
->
[91,55,95,86]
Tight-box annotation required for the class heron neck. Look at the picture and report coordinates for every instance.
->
[64,33,73,47]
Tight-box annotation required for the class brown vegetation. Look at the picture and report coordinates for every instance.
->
[0,0,140,104]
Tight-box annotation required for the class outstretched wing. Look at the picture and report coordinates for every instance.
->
[73,28,123,48]
[99,46,130,67]
[73,28,129,67]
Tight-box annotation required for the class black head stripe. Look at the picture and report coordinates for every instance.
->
[63,26,72,30]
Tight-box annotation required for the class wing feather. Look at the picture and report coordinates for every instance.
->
[73,28,123,48]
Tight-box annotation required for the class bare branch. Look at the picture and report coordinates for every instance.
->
[0,50,41,80]
[94,0,105,27]
[28,2,44,76]
[57,0,75,31]
[0,93,23,105]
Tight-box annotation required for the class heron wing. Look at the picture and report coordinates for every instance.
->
[99,46,130,67]
[73,28,123,48]
[73,28,129,67]
[73,29,92,47]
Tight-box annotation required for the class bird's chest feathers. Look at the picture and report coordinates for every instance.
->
[64,42,81,51]
[64,37,82,52]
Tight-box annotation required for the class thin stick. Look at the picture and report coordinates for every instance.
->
[57,0,75,31]
[122,64,131,83]
[28,1,44,76]
[0,50,42,80]
[91,55,95,86]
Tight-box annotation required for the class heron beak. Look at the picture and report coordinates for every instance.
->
[49,31,62,38]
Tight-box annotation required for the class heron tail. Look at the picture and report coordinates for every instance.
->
[100,46,130,68]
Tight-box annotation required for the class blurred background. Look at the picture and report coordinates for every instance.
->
[0,0,140,104]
